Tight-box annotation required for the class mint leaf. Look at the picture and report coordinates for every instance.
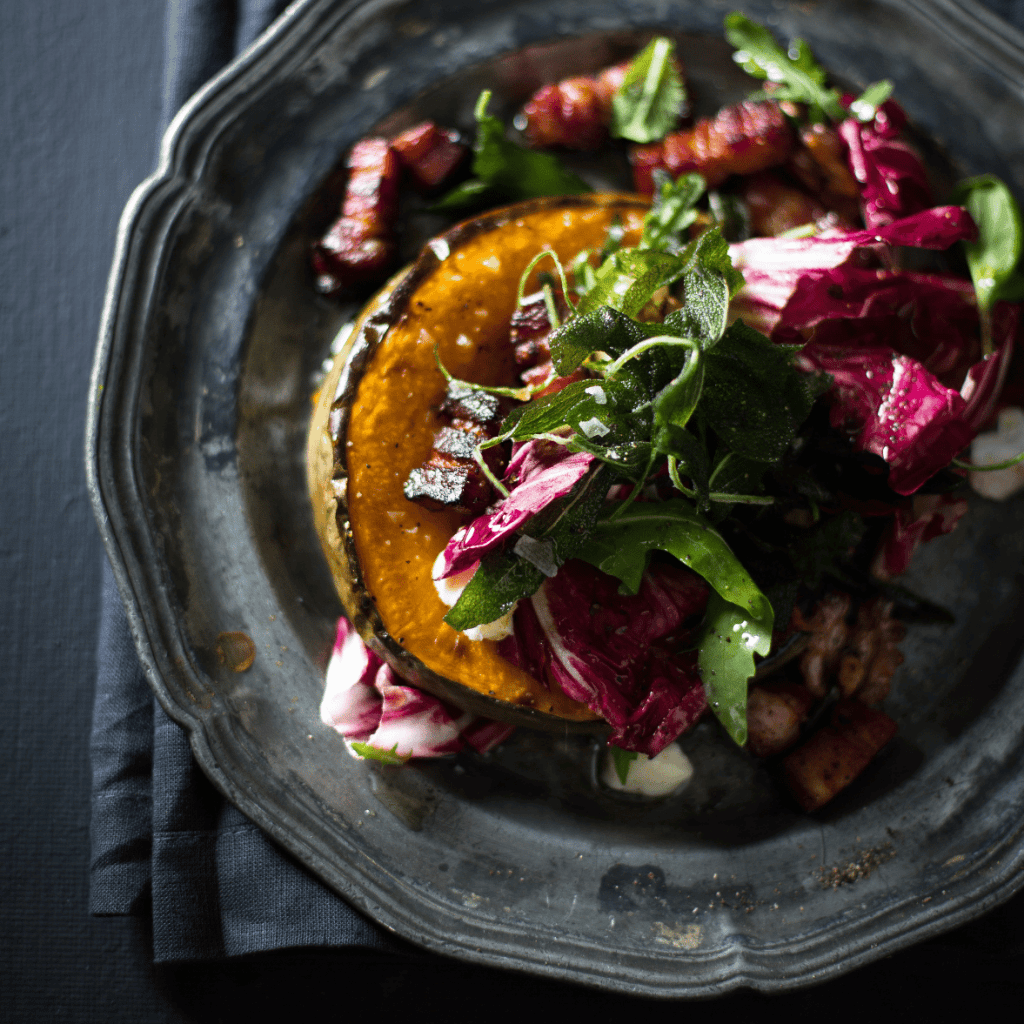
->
[951,174,1024,314]
[640,172,705,254]
[575,248,687,319]
[701,321,817,462]
[724,12,844,124]
[697,592,772,746]
[610,37,687,144]
[578,501,774,627]
[610,746,640,785]
[435,91,591,210]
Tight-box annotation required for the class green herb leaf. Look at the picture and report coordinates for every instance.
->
[578,501,774,627]
[706,451,767,514]
[575,248,688,319]
[640,172,705,254]
[435,91,591,210]
[611,37,687,144]
[429,178,497,211]
[701,321,818,462]
[610,746,640,785]
[662,228,744,350]
[951,174,1024,315]
[349,742,411,764]
[848,79,894,122]
[723,12,844,124]
[697,592,772,746]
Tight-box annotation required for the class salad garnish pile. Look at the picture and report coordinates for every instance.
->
[316,14,1024,808]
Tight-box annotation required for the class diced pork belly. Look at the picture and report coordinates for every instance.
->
[403,384,512,515]
[510,291,571,389]
[391,122,468,192]
[312,139,400,293]
[519,60,640,150]
[630,100,794,194]
[781,698,898,811]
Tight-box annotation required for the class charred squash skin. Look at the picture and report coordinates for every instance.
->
[308,194,647,727]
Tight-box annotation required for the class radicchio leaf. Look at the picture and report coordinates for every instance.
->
[512,559,709,755]
[320,618,514,758]
[839,103,933,229]
[797,345,975,495]
[871,492,969,579]
[435,440,595,579]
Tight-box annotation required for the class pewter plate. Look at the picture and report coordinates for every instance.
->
[87,0,1024,996]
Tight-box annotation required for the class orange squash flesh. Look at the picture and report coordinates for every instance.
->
[344,197,646,720]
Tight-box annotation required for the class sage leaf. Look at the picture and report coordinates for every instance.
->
[611,36,687,143]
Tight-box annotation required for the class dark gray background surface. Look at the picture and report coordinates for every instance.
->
[4,0,1024,1019]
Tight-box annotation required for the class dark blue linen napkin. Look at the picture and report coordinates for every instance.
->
[90,0,398,962]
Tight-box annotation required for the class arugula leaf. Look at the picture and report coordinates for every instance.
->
[951,175,1024,316]
[610,37,687,144]
[349,742,411,764]
[611,746,640,785]
[640,172,705,254]
[444,465,611,629]
[578,501,774,627]
[697,592,772,746]
[724,12,889,127]
[701,321,818,462]
[724,12,844,123]
[434,91,590,210]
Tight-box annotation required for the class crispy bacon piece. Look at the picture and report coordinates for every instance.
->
[746,680,815,758]
[312,138,401,293]
[630,100,794,194]
[781,699,898,811]
[403,384,511,515]
[738,171,830,237]
[511,291,572,389]
[519,60,636,150]
[837,598,906,704]
[791,592,852,698]
[391,122,468,192]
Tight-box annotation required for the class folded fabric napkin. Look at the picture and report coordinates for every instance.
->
[90,0,399,961]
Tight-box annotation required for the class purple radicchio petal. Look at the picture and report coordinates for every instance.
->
[320,616,383,741]
[871,492,969,579]
[321,617,515,758]
[797,344,975,495]
[779,269,981,386]
[728,207,975,334]
[516,559,709,756]
[839,105,933,229]
[435,439,594,580]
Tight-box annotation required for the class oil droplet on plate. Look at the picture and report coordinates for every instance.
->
[217,631,256,672]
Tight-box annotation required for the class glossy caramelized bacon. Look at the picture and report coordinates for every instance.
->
[403,384,512,515]
[312,138,401,293]
[391,122,468,192]
[630,100,794,194]
[519,60,633,150]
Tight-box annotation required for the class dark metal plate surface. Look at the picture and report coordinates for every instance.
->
[87,0,1024,996]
